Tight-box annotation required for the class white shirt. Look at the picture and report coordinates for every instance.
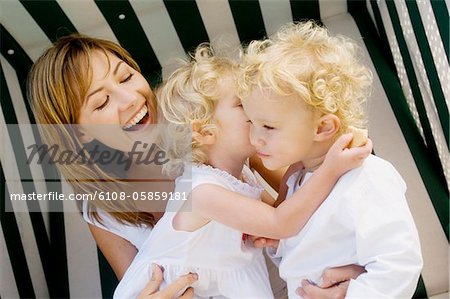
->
[275,155,423,298]
[114,164,273,299]
[82,200,152,250]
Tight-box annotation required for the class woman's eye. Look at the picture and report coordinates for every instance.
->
[246,119,253,124]
[263,125,275,130]
[95,96,110,111]
[121,73,133,83]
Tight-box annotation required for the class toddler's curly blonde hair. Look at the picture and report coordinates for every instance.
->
[158,44,237,176]
[238,21,373,134]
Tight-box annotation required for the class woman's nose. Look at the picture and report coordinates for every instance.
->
[115,87,136,111]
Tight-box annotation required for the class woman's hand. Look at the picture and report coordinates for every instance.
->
[296,264,366,299]
[138,264,198,299]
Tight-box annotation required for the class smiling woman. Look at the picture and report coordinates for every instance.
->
[26,35,173,287]
[1,1,448,298]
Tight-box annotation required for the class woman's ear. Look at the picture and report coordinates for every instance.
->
[76,127,94,144]
[314,114,340,142]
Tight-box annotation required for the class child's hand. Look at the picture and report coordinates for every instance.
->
[247,235,279,250]
[322,133,373,179]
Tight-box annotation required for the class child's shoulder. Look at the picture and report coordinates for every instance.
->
[184,164,262,196]
[336,154,406,193]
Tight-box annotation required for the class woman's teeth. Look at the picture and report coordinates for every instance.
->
[123,105,148,130]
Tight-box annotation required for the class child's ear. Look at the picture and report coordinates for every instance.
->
[192,121,216,145]
[314,114,340,141]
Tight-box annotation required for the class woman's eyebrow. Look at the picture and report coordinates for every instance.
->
[86,61,124,101]
[113,61,124,76]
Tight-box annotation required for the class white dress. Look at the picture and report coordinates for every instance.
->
[271,155,423,298]
[114,164,274,298]
[82,201,152,250]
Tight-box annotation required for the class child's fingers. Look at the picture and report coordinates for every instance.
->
[345,138,372,159]
[331,133,354,151]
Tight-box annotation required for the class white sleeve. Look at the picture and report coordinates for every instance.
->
[346,168,423,298]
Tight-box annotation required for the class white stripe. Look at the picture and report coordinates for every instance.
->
[63,183,102,299]
[0,104,49,298]
[319,0,347,20]
[416,0,450,108]
[393,0,450,188]
[324,13,449,296]
[196,0,242,58]
[0,224,20,299]
[1,55,50,236]
[56,0,119,44]
[376,2,426,141]
[257,0,292,36]
[130,0,186,79]
[0,0,52,61]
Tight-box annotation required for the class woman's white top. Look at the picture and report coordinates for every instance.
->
[114,164,274,298]
[82,201,152,250]
[273,155,423,298]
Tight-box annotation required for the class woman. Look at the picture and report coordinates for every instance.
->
[28,34,364,298]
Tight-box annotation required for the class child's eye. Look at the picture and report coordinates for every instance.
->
[247,120,253,124]
[263,125,275,130]
[121,73,133,83]
[95,96,110,111]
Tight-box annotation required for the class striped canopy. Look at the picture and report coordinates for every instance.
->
[1,0,448,298]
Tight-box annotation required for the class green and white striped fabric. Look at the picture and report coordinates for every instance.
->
[1,1,448,298]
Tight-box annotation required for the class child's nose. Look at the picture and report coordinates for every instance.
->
[249,126,265,147]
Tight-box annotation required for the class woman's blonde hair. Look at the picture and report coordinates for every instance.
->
[28,34,156,226]
[238,21,373,134]
[158,44,236,176]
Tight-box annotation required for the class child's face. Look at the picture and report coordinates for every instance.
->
[212,77,255,160]
[242,88,318,170]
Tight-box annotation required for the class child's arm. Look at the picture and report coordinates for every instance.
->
[344,169,423,298]
[191,133,373,239]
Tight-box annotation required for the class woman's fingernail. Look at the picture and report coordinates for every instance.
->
[189,272,199,280]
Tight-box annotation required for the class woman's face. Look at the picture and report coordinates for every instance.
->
[78,50,157,152]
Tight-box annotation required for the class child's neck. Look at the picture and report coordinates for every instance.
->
[207,153,246,180]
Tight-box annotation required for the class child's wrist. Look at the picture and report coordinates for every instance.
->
[315,163,340,181]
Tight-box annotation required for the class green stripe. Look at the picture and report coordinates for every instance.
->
[412,275,427,299]
[94,0,161,84]
[163,0,209,52]
[1,163,36,299]
[98,248,118,299]
[0,30,70,297]
[0,25,33,105]
[228,0,266,44]
[0,24,65,217]
[19,0,77,41]
[430,0,449,63]
[1,62,59,296]
[385,0,447,188]
[290,0,321,22]
[369,0,396,72]
[405,0,449,147]
[349,1,448,240]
